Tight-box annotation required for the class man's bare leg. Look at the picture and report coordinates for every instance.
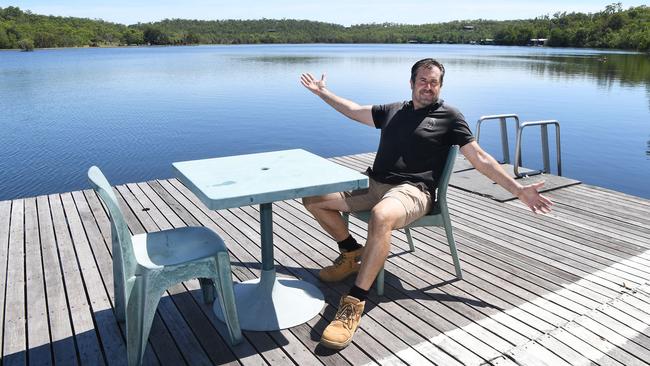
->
[354,197,406,290]
[302,193,351,242]
[320,197,406,349]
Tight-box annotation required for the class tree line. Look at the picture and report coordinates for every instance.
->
[1,3,648,51]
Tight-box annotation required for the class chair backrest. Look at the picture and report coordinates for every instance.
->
[87,166,137,303]
[436,145,459,205]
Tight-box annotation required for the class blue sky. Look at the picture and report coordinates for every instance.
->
[3,1,648,25]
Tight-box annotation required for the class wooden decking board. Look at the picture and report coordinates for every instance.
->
[2,152,650,365]
[521,196,650,244]
[598,306,650,351]
[452,222,620,300]
[552,183,650,212]
[573,184,650,206]
[49,193,105,365]
[24,197,52,365]
[553,188,650,221]
[450,188,650,266]
[569,322,641,365]
[448,207,633,294]
[441,226,603,311]
[434,229,592,317]
[450,197,648,286]
[578,311,650,361]
[549,324,626,366]
[533,333,594,365]
[62,191,128,366]
[505,196,650,252]
[0,200,11,362]
[450,200,650,288]
[508,339,573,366]
[37,195,78,366]
[4,199,26,366]
[136,182,187,229]
[548,188,650,227]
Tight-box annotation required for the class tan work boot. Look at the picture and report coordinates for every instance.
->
[320,295,365,349]
[319,247,364,282]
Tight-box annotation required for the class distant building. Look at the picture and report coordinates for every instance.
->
[529,38,548,46]
[463,25,474,30]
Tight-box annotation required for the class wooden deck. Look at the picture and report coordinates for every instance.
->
[2,152,650,366]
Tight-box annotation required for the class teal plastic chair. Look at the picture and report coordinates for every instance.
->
[344,145,462,296]
[88,166,242,366]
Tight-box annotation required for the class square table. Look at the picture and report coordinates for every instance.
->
[172,149,369,331]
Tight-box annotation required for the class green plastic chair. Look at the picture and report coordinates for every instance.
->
[343,145,462,296]
[88,166,242,366]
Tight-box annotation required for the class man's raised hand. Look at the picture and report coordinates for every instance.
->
[300,73,327,95]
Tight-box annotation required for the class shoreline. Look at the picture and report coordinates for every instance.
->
[1,43,645,54]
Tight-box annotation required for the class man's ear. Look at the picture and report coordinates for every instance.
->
[409,79,414,90]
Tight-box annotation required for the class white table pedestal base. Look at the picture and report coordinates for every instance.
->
[214,269,325,331]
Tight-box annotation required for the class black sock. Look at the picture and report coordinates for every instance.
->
[337,235,362,252]
[348,285,369,301]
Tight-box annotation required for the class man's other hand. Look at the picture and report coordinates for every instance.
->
[517,181,553,214]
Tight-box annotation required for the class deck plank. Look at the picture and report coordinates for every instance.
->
[37,195,78,365]
[0,200,13,363]
[24,197,52,365]
[50,193,106,365]
[3,199,26,366]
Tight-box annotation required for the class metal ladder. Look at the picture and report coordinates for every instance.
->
[476,114,562,178]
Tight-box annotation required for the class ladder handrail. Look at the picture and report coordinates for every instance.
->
[514,120,562,178]
[476,114,520,164]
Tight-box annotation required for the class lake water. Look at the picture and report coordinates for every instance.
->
[1,44,649,200]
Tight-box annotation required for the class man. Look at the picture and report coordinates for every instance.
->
[300,58,552,350]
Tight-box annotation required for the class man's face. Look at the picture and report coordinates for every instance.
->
[410,66,442,109]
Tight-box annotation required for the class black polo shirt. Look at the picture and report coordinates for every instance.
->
[369,100,475,194]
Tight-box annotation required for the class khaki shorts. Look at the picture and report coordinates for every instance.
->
[339,178,432,229]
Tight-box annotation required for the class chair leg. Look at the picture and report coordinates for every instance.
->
[215,253,242,345]
[404,228,415,252]
[114,282,126,323]
[127,278,161,366]
[375,266,385,296]
[198,278,215,304]
[443,216,462,280]
[114,262,126,322]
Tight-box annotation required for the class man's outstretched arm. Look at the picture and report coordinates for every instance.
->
[300,73,374,126]
[460,141,553,214]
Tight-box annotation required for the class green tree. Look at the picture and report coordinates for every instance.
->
[17,38,33,51]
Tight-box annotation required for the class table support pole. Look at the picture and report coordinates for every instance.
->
[260,203,274,272]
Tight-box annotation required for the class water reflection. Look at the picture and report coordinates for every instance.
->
[236,56,326,64]
[512,54,650,87]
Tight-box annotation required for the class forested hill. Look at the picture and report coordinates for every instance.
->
[1,3,649,51]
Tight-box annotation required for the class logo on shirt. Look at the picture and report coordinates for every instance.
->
[423,118,438,129]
